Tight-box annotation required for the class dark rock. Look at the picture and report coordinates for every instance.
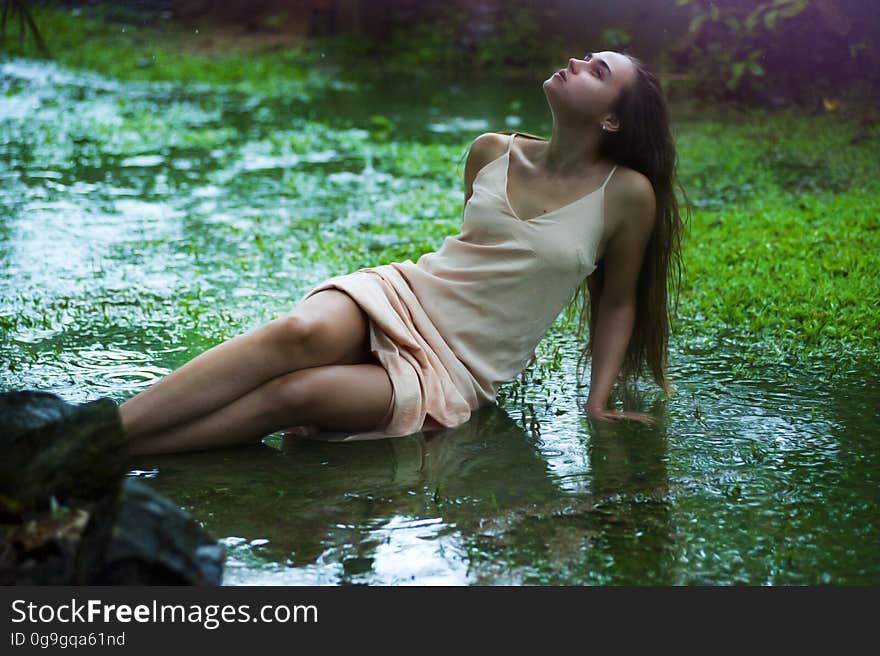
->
[0,480,224,586]
[0,391,127,519]
[75,479,224,586]
[0,390,224,585]
[0,505,92,585]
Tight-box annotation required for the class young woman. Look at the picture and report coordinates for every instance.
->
[121,50,688,456]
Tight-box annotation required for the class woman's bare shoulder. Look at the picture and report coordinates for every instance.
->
[468,132,510,167]
[463,133,512,202]
[605,164,657,233]
[606,164,655,206]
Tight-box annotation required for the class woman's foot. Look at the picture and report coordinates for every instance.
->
[279,425,320,440]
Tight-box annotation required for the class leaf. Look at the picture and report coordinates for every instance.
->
[731,61,746,81]
[688,14,707,33]
[744,4,765,32]
[849,42,867,58]
[777,0,809,19]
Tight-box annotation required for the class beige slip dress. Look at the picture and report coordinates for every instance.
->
[296,133,618,441]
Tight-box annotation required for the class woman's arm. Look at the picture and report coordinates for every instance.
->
[584,297,637,412]
[584,170,657,423]
[462,133,508,206]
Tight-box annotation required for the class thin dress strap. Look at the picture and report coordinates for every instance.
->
[600,163,618,189]
[507,132,516,154]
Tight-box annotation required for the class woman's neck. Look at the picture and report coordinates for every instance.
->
[538,123,604,178]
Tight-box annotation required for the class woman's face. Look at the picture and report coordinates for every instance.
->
[543,51,636,126]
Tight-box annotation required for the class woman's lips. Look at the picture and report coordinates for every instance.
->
[555,70,566,81]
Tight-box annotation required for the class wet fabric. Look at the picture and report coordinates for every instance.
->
[297,133,618,441]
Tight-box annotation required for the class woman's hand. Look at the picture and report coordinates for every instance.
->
[583,404,656,425]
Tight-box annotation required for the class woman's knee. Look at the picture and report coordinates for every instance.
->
[267,290,372,365]
[263,314,318,353]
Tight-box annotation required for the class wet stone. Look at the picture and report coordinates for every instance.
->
[0,390,224,585]
[0,390,127,518]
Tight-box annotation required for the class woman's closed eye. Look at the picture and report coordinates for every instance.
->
[584,53,602,79]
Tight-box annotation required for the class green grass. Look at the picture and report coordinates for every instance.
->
[0,3,324,98]
[670,112,880,366]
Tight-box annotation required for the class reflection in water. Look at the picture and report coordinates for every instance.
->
[453,399,673,585]
[133,402,678,585]
[585,414,673,585]
[134,404,562,584]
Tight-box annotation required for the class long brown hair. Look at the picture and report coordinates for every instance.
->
[495,52,690,396]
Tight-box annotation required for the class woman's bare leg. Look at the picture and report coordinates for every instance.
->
[128,363,394,456]
[119,289,374,440]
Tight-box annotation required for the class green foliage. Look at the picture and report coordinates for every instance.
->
[600,27,632,51]
[0,0,50,56]
[381,7,470,70]
[673,0,807,101]
[351,1,564,73]
[9,2,877,109]
[672,0,879,106]
[0,4,323,98]
[473,2,565,69]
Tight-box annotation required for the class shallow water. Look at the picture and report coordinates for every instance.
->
[2,58,878,585]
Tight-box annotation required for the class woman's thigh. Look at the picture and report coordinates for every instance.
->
[276,362,394,433]
[283,288,377,367]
